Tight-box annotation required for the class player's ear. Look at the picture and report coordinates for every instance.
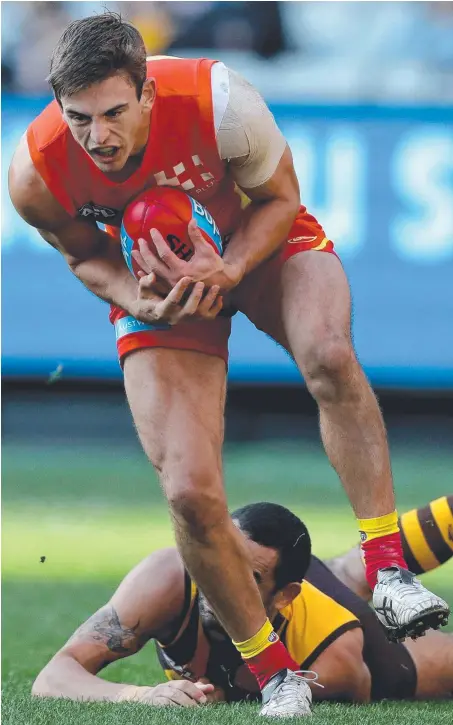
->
[274,582,301,610]
[141,78,156,110]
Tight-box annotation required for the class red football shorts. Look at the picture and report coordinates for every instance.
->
[110,205,336,366]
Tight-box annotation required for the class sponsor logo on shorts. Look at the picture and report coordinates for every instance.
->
[115,315,170,339]
[287,235,318,244]
[288,236,331,252]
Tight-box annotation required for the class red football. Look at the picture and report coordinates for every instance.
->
[120,187,223,280]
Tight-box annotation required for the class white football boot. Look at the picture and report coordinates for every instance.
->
[373,566,450,642]
[259,669,322,718]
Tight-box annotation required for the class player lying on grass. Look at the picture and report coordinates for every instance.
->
[33,497,453,707]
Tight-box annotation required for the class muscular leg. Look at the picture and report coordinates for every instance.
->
[283,254,396,517]
[234,250,451,635]
[235,251,394,520]
[268,253,449,631]
[124,347,266,641]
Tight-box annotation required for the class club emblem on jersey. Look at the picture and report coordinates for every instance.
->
[78,202,121,221]
[154,155,216,194]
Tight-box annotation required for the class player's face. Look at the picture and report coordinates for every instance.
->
[60,73,154,174]
[198,535,284,636]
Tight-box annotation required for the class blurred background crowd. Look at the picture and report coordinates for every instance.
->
[2,1,453,101]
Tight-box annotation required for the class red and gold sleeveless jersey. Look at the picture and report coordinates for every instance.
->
[27,56,243,238]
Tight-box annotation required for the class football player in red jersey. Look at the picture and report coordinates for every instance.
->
[9,12,448,716]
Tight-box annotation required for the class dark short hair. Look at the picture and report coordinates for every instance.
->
[232,502,311,591]
[48,12,147,102]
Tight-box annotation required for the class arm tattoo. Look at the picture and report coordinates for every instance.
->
[69,606,143,654]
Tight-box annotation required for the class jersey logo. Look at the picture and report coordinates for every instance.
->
[154,155,216,194]
[78,202,121,221]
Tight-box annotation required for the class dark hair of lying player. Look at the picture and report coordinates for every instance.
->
[48,11,147,104]
[232,502,312,591]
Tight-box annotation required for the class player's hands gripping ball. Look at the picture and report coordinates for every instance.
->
[121,187,224,289]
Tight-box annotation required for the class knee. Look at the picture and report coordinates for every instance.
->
[300,333,359,404]
[163,466,227,539]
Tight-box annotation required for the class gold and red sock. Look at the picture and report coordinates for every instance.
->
[233,618,298,689]
[358,511,407,589]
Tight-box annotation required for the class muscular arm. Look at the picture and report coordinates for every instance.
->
[8,135,139,314]
[309,629,371,703]
[216,68,300,283]
[32,549,186,702]
[223,146,301,283]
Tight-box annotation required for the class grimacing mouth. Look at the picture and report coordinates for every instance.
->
[90,146,120,157]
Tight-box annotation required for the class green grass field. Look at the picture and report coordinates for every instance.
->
[2,439,453,725]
